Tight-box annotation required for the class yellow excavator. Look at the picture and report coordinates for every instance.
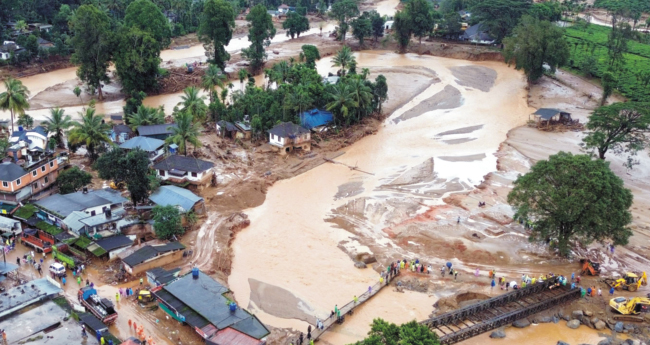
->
[609,297,650,322]
[137,290,154,303]
[604,271,647,292]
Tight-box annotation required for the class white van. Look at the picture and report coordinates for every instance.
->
[49,263,66,277]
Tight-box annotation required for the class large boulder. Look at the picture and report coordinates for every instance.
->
[557,341,570,345]
[561,313,571,321]
[590,317,600,325]
[572,310,584,320]
[513,319,531,328]
[597,339,612,345]
[594,320,607,330]
[489,329,506,339]
[614,321,624,333]
[552,316,560,324]
[584,310,593,317]
[537,316,552,323]
[567,320,581,329]
[354,261,367,268]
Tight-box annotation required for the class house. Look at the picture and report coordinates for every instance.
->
[300,109,333,130]
[234,122,252,140]
[37,37,54,50]
[153,269,269,344]
[0,152,65,205]
[530,108,573,126]
[148,185,205,214]
[278,4,290,12]
[34,188,127,227]
[110,115,123,124]
[122,242,185,275]
[147,267,181,286]
[462,24,495,45]
[458,10,471,21]
[91,234,133,258]
[153,155,214,187]
[216,121,238,139]
[119,136,165,163]
[9,126,48,152]
[110,125,135,144]
[323,76,340,85]
[0,43,20,60]
[384,20,394,32]
[0,215,21,236]
[28,23,53,33]
[268,122,311,155]
[137,123,178,140]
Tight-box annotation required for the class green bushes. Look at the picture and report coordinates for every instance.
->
[564,23,650,102]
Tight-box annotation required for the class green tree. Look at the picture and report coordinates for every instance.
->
[332,46,356,77]
[73,86,82,102]
[57,166,93,194]
[507,152,633,256]
[70,5,113,101]
[127,105,166,129]
[95,148,152,204]
[330,0,359,43]
[198,0,236,70]
[124,0,171,47]
[238,69,249,90]
[202,64,226,103]
[407,0,434,45]
[600,71,617,106]
[373,74,388,113]
[300,45,321,68]
[326,82,358,124]
[351,12,372,47]
[41,108,72,148]
[0,78,30,133]
[503,16,569,82]
[439,12,462,36]
[25,35,39,58]
[242,4,276,73]
[166,111,202,155]
[283,11,310,39]
[123,91,147,116]
[369,10,386,43]
[471,0,531,42]
[528,2,562,21]
[152,205,184,240]
[393,10,412,53]
[353,319,440,345]
[607,22,631,71]
[582,102,650,160]
[177,86,208,121]
[68,107,111,161]
[17,114,34,129]
[114,27,162,94]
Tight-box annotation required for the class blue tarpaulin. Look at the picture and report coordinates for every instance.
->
[300,109,333,130]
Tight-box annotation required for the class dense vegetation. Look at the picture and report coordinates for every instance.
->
[564,22,650,102]
[351,319,440,345]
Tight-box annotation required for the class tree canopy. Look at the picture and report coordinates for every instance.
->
[114,27,162,94]
[582,102,650,160]
[70,5,113,100]
[470,0,531,42]
[283,11,310,39]
[68,107,111,161]
[507,152,633,256]
[243,4,276,73]
[407,0,435,45]
[330,0,359,43]
[57,166,93,194]
[0,78,30,133]
[153,205,184,240]
[352,319,440,345]
[198,0,236,70]
[95,148,152,204]
[503,16,570,81]
[393,10,412,53]
[124,0,171,46]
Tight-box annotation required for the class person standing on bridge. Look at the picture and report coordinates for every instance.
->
[354,295,358,304]
[298,333,303,344]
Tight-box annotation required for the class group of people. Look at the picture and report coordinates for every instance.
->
[127,319,156,345]
[292,325,315,345]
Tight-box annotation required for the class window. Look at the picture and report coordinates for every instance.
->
[49,161,54,168]
[41,166,46,172]
[90,210,96,216]
[159,169,165,176]
[32,171,37,177]
[191,172,198,177]
[16,179,21,186]
[33,183,38,189]
[1,182,7,188]
[44,176,48,184]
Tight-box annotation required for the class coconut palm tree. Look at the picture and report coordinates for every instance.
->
[201,64,226,103]
[166,111,202,155]
[348,78,373,121]
[127,105,166,130]
[332,46,355,77]
[326,82,358,125]
[68,107,111,161]
[238,69,249,90]
[177,86,207,122]
[0,77,31,133]
[41,108,72,148]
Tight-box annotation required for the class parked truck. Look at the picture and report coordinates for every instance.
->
[52,243,83,269]
[20,229,52,253]
[78,287,118,324]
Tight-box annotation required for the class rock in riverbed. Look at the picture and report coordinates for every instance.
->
[489,329,506,338]
[567,320,580,329]
[513,319,530,328]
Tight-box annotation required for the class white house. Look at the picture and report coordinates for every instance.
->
[34,188,128,227]
[10,126,48,151]
[268,122,311,155]
[153,155,214,187]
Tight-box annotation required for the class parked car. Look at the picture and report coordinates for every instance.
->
[49,262,66,277]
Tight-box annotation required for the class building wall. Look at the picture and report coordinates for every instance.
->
[84,204,111,217]
[123,250,184,275]
[157,168,213,185]
[0,158,59,194]
[269,134,285,147]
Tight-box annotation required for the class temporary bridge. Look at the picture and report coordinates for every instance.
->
[309,276,580,344]
[420,277,581,344]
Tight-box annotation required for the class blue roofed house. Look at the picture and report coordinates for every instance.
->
[119,136,165,163]
[149,185,205,214]
[299,109,333,130]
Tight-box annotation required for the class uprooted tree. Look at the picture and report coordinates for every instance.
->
[507,152,633,256]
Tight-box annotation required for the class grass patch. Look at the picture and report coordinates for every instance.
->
[36,221,64,235]
[564,23,650,102]
[14,204,37,219]
[70,311,79,321]
[18,335,43,344]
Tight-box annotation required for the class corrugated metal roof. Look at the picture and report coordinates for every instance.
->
[62,211,87,232]
[119,136,165,152]
[153,155,214,173]
[137,124,177,136]
[208,328,263,345]
[149,186,203,213]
